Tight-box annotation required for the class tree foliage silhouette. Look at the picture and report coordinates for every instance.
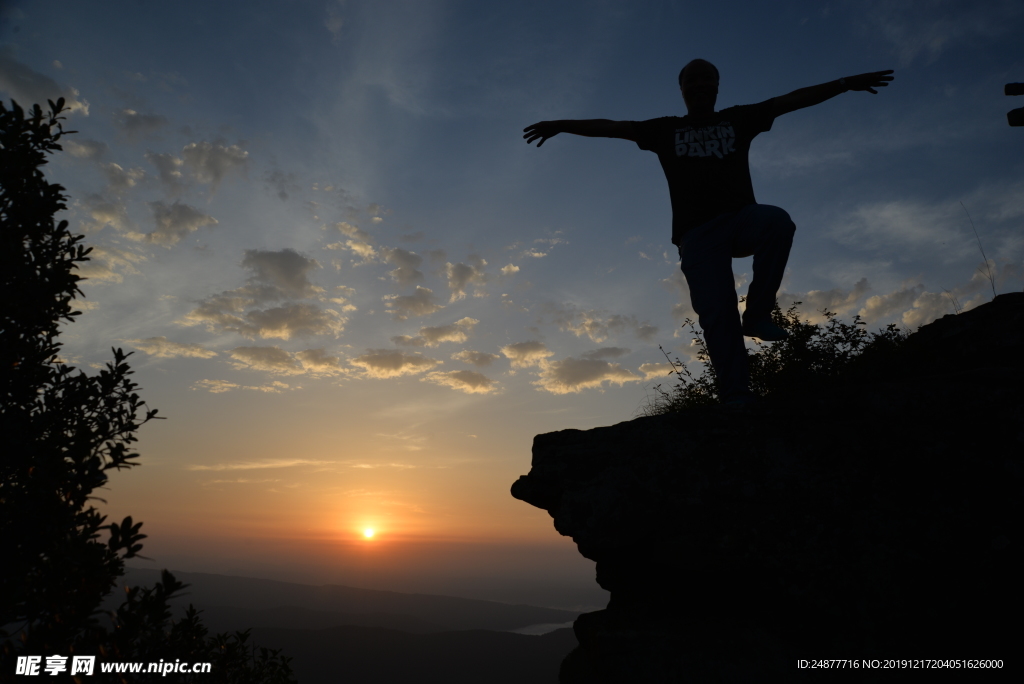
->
[642,298,910,414]
[0,98,295,683]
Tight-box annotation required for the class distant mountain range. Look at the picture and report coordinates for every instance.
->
[119,569,582,683]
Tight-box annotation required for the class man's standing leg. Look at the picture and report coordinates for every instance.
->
[678,212,753,402]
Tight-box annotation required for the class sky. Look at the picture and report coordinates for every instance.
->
[2,0,1023,610]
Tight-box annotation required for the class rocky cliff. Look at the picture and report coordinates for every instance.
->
[513,292,1023,682]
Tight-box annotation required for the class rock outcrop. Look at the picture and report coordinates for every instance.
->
[513,292,1023,682]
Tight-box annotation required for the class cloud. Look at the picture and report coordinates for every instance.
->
[229,346,305,374]
[350,349,441,378]
[660,270,695,325]
[639,362,678,380]
[861,0,1022,67]
[325,2,345,43]
[182,250,343,339]
[144,200,218,246]
[547,304,658,343]
[264,168,300,201]
[192,379,293,394]
[393,317,478,347]
[127,337,217,359]
[500,341,554,369]
[581,347,631,360]
[77,194,132,234]
[64,139,107,160]
[444,255,488,301]
[101,162,145,194]
[244,303,346,340]
[327,222,378,263]
[534,357,640,394]
[241,248,320,298]
[0,46,89,115]
[776,277,872,324]
[500,263,520,276]
[382,247,424,284]
[383,286,444,320]
[114,109,168,139]
[829,200,971,257]
[187,458,332,471]
[423,370,496,394]
[451,350,500,367]
[181,140,248,191]
[145,151,187,195]
[295,348,347,375]
[75,245,145,283]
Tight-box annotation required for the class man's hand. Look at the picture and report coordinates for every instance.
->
[844,70,895,94]
[523,121,563,147]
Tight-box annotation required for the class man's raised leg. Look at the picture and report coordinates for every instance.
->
[731,204,796,339]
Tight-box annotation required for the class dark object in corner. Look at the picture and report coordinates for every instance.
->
[1006,82,1024,126]
[514,293,1024,682]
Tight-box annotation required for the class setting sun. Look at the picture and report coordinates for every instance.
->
[363,528,375,539]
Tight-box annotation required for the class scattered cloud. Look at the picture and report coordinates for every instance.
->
[241,249,321,298]
[392,317,478,347]
[229,346,305,374]
[500,341,554,369]
[445,255,488,301]
[451,350,500,367]
[265,168,300,201]
[181,140,248,191]
[860,0,1023,66]
[101,162,145,194]
[295,348,347,375]
[114,109,168,139]
[581,347,631,360]
[639,362,678,380]
[423,370,497,394]
[776,277,872,324]
[349,349,442,378]
[145,151,187,195]
[382,247,424,284]
[182,250,344,339]
[546,304,658,343]
[242,303,347,340]
[500,264,520,276]
[75,245,145,283]
[187,458,332,471]
[64,139,107,160]
[144,200,218,246]
[192,379,293,394]
[0,46,89,115]
[76,194,132,234]
[383,286,444,320]
[127,337,217,359]
[534,357,640,394]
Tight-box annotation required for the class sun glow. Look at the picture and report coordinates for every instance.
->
[363,528,375,539]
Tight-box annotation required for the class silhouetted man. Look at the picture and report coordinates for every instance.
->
[524,60,894,405]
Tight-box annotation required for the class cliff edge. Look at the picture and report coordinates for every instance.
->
[513,292,1023,682]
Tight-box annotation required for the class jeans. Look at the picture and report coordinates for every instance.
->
[676,204,796,401]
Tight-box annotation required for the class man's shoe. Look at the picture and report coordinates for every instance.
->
[742,319,790,341]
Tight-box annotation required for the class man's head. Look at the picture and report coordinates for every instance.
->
[678,59,719,116]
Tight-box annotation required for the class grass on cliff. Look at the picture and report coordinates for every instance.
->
[640,299,911,415]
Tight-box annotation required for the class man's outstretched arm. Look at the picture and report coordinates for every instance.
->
[772,70,894,117]
[523,120,636,147]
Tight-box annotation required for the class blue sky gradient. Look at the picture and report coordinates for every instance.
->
[2,0,1022,607]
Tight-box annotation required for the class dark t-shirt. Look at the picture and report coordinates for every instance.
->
[632,99,776,244]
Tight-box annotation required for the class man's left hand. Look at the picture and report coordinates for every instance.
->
[845,70,895,94]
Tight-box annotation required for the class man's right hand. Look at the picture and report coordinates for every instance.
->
[523,121,563,147]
